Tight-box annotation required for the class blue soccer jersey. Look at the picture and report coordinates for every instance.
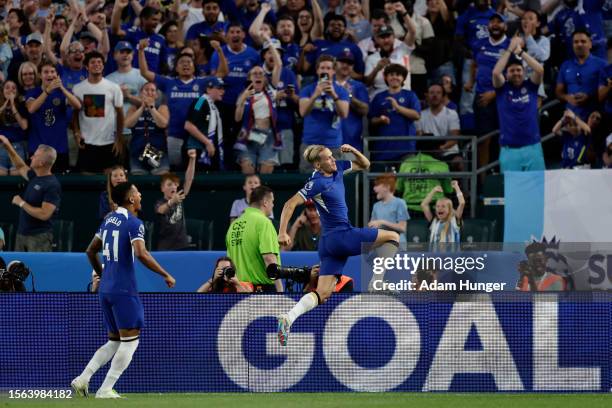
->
[298,160,354,233]
[96,207,145,296]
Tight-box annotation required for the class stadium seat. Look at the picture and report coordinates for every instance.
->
[461,219,497,249]
[186,219,214,250]
[52,220,74,252]
[144,221,155,251]
[405,219,430,250]
[0,222,15,251]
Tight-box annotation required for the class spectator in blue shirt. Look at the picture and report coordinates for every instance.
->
[334,51,369,152]
[369,173,409,244]
[310,14,365,80]
[25,62,82,174]
[552,109,593,168]
[556,30,607,121]
[185,0,228,45]
[492,35,545,172]
[455,0,495,130]
[112,4,166,73]
[0,80,28,176]
[468,12,509,170]
[368,63,421,163]
[298,54,350,173]
[210,22,260,167]
[597,47,612,135]
[547,0,606,59]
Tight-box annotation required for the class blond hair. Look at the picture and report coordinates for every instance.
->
[303,145,328,164]
[435,197,455,239]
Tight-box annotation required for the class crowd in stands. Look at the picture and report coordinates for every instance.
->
[0,0,609,178]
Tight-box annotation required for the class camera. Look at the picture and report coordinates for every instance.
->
[222,266,236,280]
[0,259,29,292]
[139,143,164,168]
[266,264,312,284]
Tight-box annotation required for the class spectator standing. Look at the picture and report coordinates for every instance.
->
[112,2,166,73]
[416,83,463,171]
[425,0,456,83]
[421,181,465,245]
[492,35,546,172]
[368,63,421,164]
[185,0,228,44]
[0,80,28,176]
[335,51,369,152]
[25,62,82,173]
[298,54,349,173]
[184,77,226,171]
[368,174,409,245]
[72,51,125,173]
[226,185,283,292]
[556,30,607,122]
[365,25,415,98]
[468,13,509,169]
[154,152,196,251]
[0,135,60,252]
[124,82,170,175]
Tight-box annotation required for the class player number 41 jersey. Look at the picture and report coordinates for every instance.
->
[95,207,145,296]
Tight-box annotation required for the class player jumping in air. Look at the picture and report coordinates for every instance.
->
[71,182,176,398]
[276,144,400,346]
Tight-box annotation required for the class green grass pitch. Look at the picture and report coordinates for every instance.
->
[3,393,612,407]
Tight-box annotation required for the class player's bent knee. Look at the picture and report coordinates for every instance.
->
[375,230,400,246]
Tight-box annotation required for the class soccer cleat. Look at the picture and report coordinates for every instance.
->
[70,377,89,398]
[277,314,290,346]
[95,389,123,399]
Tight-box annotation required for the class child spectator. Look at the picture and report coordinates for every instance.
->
[230,173,262,222]
[287,199,321,251]
[553,109,592,169]
[368,173,409,244]
[421,180,465,245]
[155,151,196,250]
[99,165,127,220]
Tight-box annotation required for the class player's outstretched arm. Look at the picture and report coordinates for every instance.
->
[340,144,370,172]
[132,240,176,288]
[86,236,104,277]
[278,193,306,248]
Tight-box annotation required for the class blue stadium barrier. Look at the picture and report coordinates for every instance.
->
[0,293,609,393]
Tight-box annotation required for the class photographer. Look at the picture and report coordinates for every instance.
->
[0,257,28,292]
[197,256,253,293]
[516,242,568,291]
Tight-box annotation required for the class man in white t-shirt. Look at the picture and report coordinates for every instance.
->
[364,25,414,99]
[72,51,125,174]
[416,83,463,170]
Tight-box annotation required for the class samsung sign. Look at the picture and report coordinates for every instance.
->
[0,293,609,393]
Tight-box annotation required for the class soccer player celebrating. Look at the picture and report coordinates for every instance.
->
[276,144,400,346]
[71,182,176,398]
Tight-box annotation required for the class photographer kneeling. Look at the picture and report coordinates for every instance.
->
[0,257,30,292]
[197,256,253,293]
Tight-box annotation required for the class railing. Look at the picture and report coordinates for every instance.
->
[362,135,479,221]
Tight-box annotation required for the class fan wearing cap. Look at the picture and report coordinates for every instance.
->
[492,33,545,172]
[112,2,166,73]
[107,42,148,150]
[308,14,365,80]
[364,24,413,98]
[184,76,226,171]
[334,50,369,152]
[468,12,509,169]
[7,32,44,82]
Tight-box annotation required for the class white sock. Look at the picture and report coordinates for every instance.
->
[286,292,319,325]
[80,340,120,382]
[98,336,139,392]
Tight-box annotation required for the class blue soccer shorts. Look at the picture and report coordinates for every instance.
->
[318,227,378,276]
[99,293,145,334]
